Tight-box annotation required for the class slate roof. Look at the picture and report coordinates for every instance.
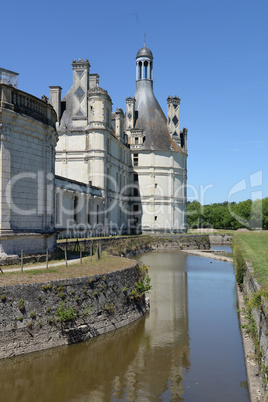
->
[134,80,179,152]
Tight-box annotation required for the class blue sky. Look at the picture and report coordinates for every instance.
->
[1,0,267,205]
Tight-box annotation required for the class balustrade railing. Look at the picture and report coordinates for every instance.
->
[0,84,56,128]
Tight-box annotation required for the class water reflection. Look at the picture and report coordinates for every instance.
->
[0,250,248,401]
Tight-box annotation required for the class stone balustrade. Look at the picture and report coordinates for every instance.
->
[0,84,57,129]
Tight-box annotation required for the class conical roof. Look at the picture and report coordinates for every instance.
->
[134,81,178,152]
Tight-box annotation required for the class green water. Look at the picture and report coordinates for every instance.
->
[0,250,249,401]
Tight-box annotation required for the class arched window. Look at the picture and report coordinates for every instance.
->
[139,61,142,79]
[144,61,148,79]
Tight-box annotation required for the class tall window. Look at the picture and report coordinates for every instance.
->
[87,200,91,224]
[74,196,79,224]
[133,154,138,166]
[139,61,142,79]
[133,204,139,213]
[56,193,61,225]
[144,61,148,79]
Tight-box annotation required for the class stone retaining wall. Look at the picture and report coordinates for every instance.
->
[0,263,147,359]
[58,234,210,258]
[243,263,268,371]
[209,234,232,245]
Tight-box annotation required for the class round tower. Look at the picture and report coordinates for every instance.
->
[126,45,188,234]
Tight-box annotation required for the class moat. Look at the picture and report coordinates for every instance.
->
[0,250,249,401]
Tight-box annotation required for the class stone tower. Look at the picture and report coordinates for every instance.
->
[125,45,188,233]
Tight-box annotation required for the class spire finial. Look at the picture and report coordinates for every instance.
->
[144,33,146,47]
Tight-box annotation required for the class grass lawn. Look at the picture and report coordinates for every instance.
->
[0,254,136,287]
[187,229,235,235]
[234,231,268,288]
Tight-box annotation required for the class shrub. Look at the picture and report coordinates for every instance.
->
[59,291,66,300]
[27,321,33,329]
[104,304,114,314]
[55,302,77,322]
[41,284,52,291]
[18,299,25,311]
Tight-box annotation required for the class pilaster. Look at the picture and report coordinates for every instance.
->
[0,123,12,233]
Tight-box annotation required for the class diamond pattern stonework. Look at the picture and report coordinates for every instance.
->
[172,116,178,126]
[75,87,85,101]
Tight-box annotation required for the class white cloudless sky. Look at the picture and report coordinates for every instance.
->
[1,0,267,204]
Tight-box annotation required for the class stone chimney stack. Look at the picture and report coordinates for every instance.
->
[72,59,90,124]
[49,86,62,122]
[115,108,124,142]
[167,95,181,146]
[125,97,136,130]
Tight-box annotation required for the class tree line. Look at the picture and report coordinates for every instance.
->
[187,198,268,230]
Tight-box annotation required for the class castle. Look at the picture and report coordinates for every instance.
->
[0,45,188,258]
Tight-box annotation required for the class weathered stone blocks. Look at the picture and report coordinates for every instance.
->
[0,263,147,359]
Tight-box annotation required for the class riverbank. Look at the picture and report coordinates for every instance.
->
[181,249,233,262]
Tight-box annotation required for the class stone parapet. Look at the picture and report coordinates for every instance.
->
[0,84,57,129]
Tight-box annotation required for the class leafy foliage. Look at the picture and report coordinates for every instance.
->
[187,197,268,230]
[55,302,77,322]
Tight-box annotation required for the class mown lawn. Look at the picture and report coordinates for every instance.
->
[0,255,136,287]
[234,231,268,288]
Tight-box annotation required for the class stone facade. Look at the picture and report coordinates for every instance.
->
[0,80,58,257]
[52,46,188,236]
[0,46,188,258]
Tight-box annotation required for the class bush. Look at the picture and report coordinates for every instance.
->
[18,299,25,311]
[55,302,77,322]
